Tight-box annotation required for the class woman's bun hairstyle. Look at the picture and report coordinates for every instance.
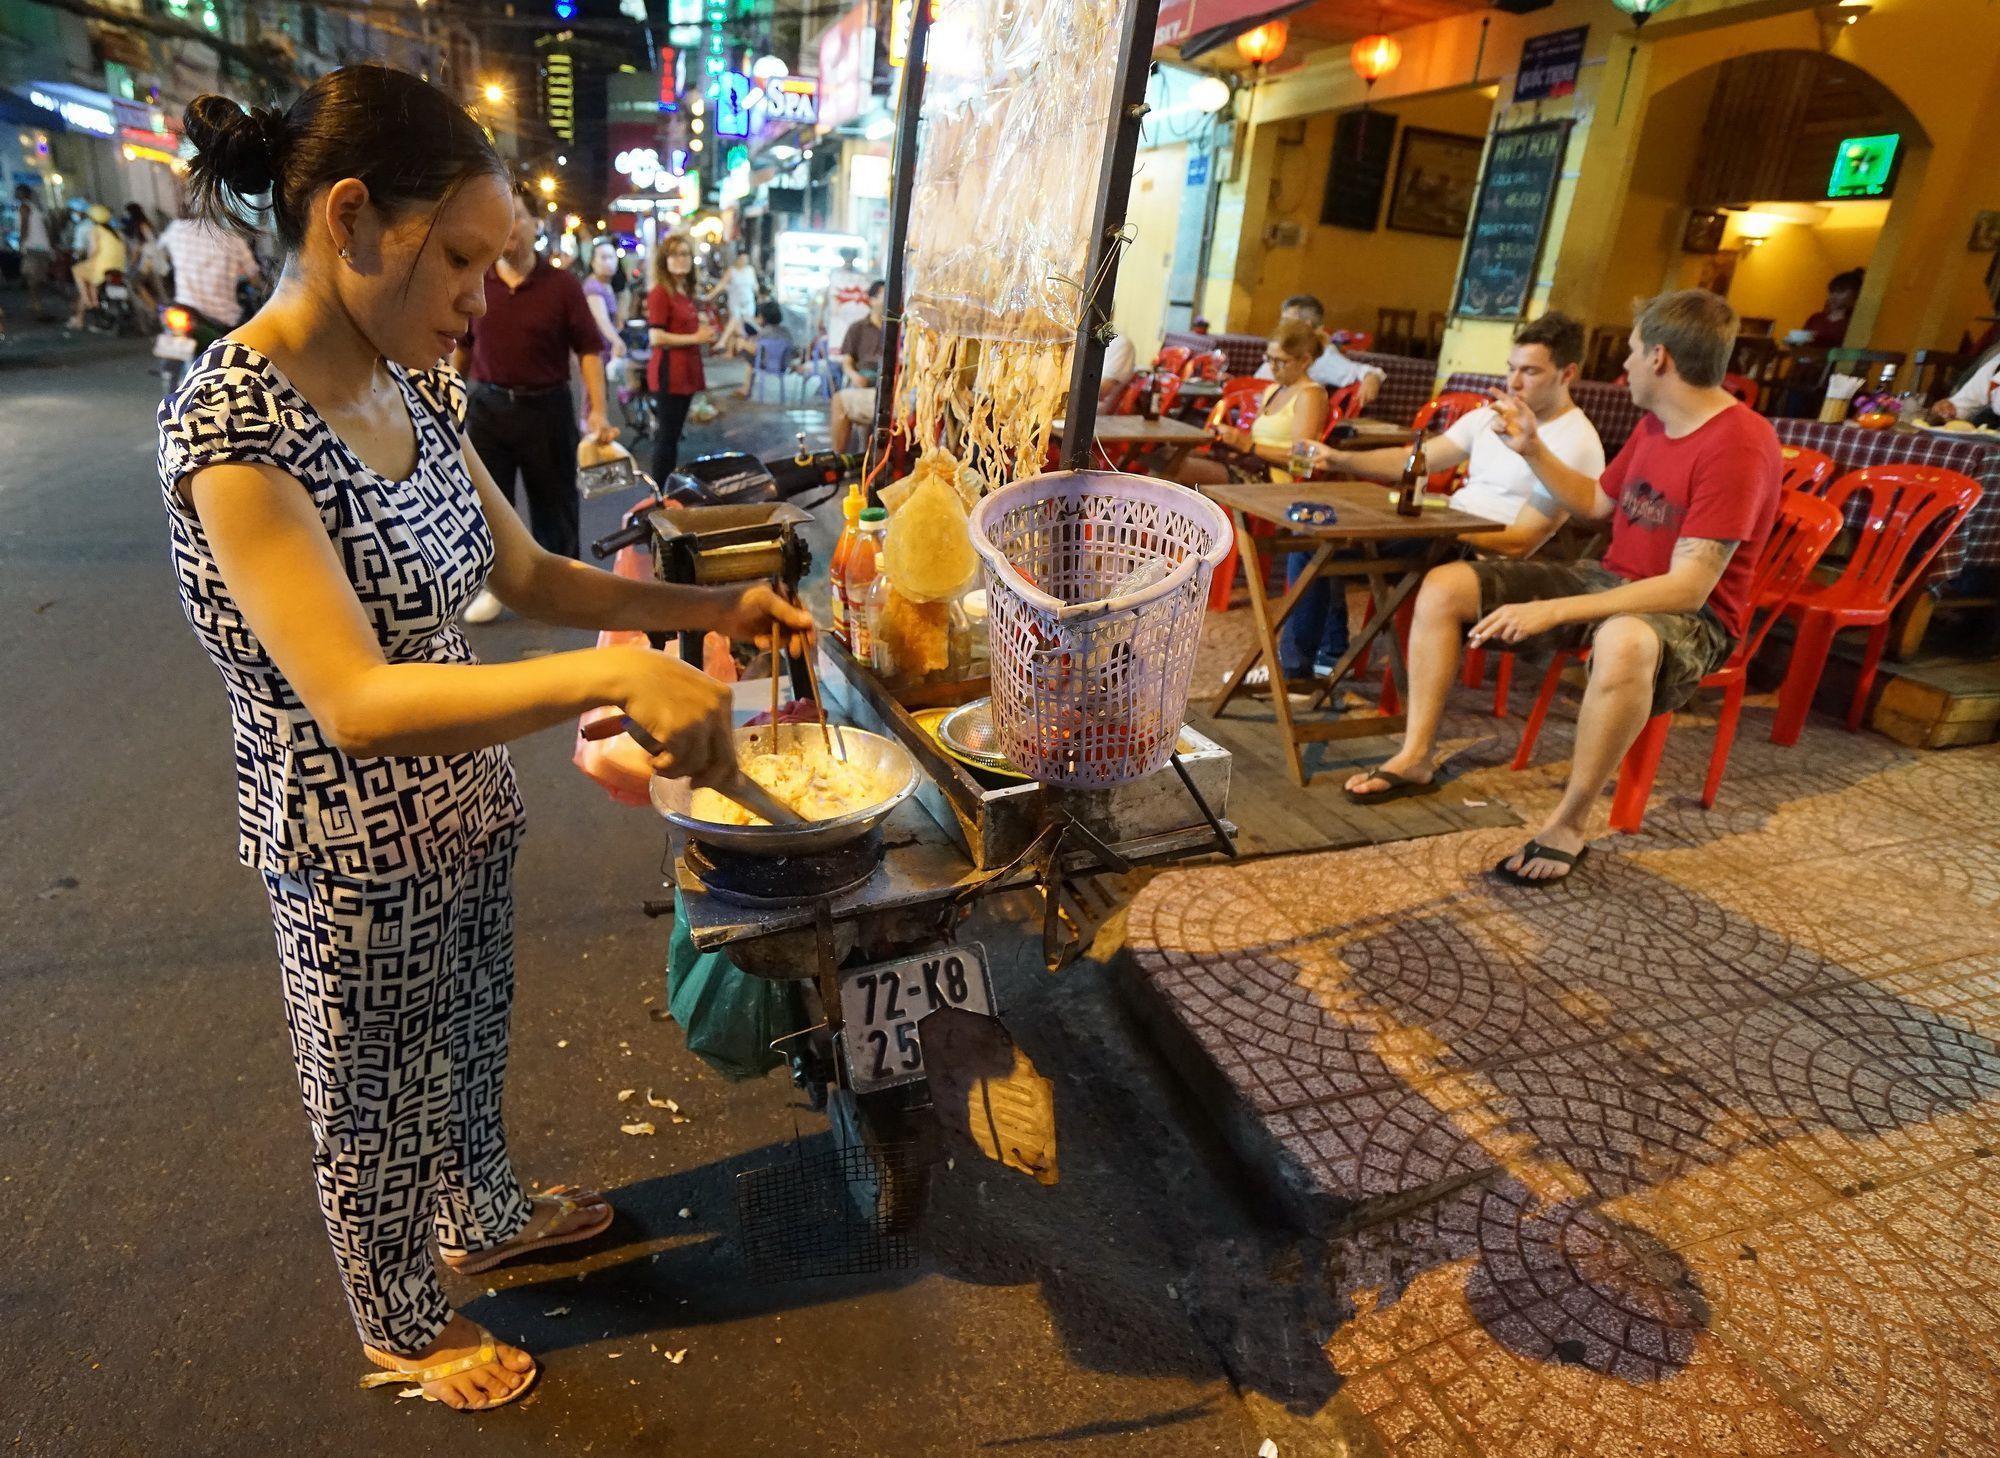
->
[183,94,289,199]
[180,65,504,255]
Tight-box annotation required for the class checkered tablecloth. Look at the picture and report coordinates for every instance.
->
[1446,373,1649,457]
[1772,419,2000,589]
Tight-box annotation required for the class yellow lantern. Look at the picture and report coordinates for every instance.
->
[1235,19,1289,66]
[1350,33,1402,87]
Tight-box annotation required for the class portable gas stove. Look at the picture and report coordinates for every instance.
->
[681,829,886,908]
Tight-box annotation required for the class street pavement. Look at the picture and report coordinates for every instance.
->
[0,335,1356,1457]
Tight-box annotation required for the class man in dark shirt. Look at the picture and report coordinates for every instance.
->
[453,183,612,616]
[830,280,885,453]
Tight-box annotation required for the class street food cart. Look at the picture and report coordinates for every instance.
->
[577,0,1243,1279]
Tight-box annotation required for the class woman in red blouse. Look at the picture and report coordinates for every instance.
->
[646,232,714,481]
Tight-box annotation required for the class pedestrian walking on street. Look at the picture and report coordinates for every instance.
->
[452,183,616,623]
[157,63,812,1414]
[12,184,57,322]
[645,230,714,481]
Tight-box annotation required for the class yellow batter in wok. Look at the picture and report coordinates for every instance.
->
[689,746,899,827]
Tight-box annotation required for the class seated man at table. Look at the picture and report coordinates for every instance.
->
[1343,289,1781,886]
[1930,346,2000,427]
[1257,294,1384,410]
[1270,313,1606,691]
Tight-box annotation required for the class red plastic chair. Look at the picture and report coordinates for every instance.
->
[1182,350,1227,382]
[1322,381,1366,432]
[1152,345,1191,377]
[1109,372,1149,416]
[1722,373,1760,409]
[1778,444,1836,495]
[1771,464,1984,744]
[1412,390,1488,496]
[1510,492,1844,830]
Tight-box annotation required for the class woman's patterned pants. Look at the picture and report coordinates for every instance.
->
[262,823,534,1355]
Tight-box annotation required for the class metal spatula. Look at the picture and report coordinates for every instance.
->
[581,714,809,827]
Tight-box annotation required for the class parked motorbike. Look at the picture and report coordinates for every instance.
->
[615,318,654,440]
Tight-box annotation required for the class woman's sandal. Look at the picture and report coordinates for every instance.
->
[440,1185,615,1277]
[1491,840,1589,886]
[1343,767,1440,806]
[358,1331,538,1411]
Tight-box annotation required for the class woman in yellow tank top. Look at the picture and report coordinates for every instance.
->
[1175,319,1329,487]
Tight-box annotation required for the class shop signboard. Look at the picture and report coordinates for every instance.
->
[1514,26,1588,103]
[716,72,752,138]
[23,82,118,137]
[751,78,818,129]
[1452,120,1570,321]
[816,3,874,133]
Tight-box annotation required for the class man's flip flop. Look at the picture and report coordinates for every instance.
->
[1492,840,1590,886]
[1343,768,1439,805]
[441,1185,614,1276]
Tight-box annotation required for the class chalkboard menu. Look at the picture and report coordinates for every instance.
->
[1453,120,1573,320]
[1321,109,1397,231]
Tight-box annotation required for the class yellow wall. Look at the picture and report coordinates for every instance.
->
[1112,142,1189,360]
[1707,201,1890,338]
[1238,87,1496,339]
[1189,0,2000,384]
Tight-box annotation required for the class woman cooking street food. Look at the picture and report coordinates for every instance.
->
[156,64,811,1412]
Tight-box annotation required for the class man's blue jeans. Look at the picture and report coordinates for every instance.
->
[1279,550,1347,676]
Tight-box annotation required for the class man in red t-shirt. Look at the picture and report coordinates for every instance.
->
[1343,289,1781,884]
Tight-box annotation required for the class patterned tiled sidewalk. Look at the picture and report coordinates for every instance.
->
[1122,664,2000,1457]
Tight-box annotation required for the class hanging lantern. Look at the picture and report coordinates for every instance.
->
[1610,0,1679,28]
[1235,19,1290,66]
[1349,33,1402,87]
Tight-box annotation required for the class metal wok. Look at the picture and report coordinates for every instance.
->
[649,723,919,857]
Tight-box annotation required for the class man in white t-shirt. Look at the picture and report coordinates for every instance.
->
[1269,312,1602,687]
[1299,311,1603,555]
[1931,347,2000,427]
[1254,294,1385,407]
[1096,331,1137,407]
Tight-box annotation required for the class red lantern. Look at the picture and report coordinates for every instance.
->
[1350,32,1402,85]
[1236,19,1290,66]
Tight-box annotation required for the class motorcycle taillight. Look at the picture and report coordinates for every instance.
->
[163,306,194,336]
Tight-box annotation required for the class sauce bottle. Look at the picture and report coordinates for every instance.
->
[846,506,889,662]
[828,483,865,645]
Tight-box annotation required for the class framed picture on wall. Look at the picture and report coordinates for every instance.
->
[1683,208,1727,254]
[1696,249,1740,298]
[1385,128,1483,238]
[1970,211,2000,252]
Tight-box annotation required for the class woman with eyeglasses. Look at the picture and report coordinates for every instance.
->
[1173,318,1330,488]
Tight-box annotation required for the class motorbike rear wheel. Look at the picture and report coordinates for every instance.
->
[826,1081,935,1236]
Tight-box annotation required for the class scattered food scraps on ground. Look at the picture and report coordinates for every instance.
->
[665,1349,687,1364]
[543,1307,571,1317]
[678,1208,692,1219]
[617,1089,636,1102]
[620,1121,657,1136]
[557,1039,569,1048]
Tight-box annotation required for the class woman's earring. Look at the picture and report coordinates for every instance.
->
[339,246,352,262]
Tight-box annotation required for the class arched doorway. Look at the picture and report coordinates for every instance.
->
[1585,49,1929,357]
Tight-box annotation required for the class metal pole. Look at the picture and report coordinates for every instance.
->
[867,0,934,488]
[1060,0,1162,472]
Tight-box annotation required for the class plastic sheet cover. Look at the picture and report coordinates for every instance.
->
[895,0,1131,486]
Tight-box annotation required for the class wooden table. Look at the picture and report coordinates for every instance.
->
[1327,419,1415,450]
[1052,413,1212,475]
[1203,480,1502,785]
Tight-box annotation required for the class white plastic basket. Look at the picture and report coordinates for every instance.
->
[967,470,1233,788]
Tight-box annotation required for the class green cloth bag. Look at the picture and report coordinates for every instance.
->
[666,889,806,1081]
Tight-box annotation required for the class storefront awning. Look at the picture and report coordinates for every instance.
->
[8,82,120,138]
[1156,0,1312,53]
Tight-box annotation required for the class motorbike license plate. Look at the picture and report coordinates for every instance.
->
[839,942,996,1094]
[154,333,198,361]
[103,283,129,301]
